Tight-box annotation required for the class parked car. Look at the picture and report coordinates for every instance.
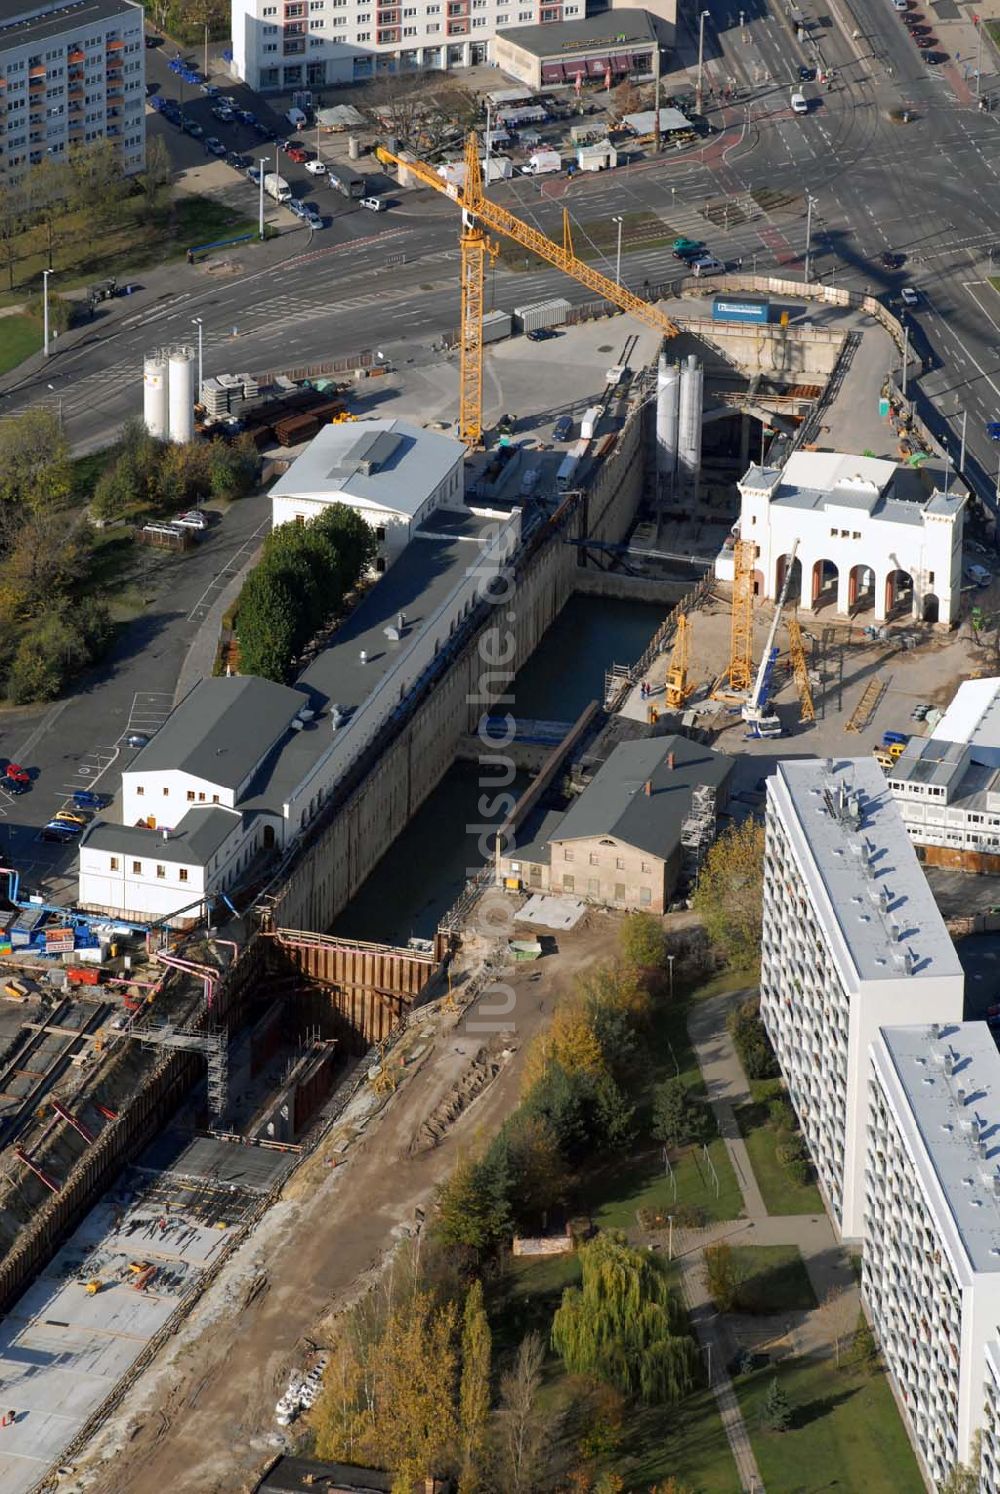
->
[966,564,993,587]
[182,120,204,140]
[553,415,573,440]
[73,790,109,809]
[911,703,930,721]
[900,286,920,306]
[205,137,226,157]
[44,819,81,837]
[881,251,905,269]
[284,142,307,163]
[305,159,327,175]
[987,421,1000,442]
[5,763,29,784]
[238,109,257,125]
[175,509,208,530]
[246,165,262,184]
[54,809,89,826]
[126,733,150,748]
[227,152,249,170]
[526,327,557,342]
[41,826,76,843]
[360,196,386,211]
[288,199,307,219]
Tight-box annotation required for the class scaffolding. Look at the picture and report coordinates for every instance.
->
[135,1024,228,1116]
[680,782,717,885]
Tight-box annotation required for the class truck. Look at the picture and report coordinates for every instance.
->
[264,172,292,203]
[557,438,590,492]
[580,405,602,440]
[576,141,618,172]
[327,163,365,199]
[521,149,561,176]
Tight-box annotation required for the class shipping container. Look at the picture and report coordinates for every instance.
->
[576,141,618,172]
[66,965,101,986]
[482,309,513,343]
[514,296,572,333]
[327,163,365,198]
[711,295,771,324]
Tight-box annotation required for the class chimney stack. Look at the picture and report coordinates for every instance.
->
[667,752,676,771]
[644,779,652,796]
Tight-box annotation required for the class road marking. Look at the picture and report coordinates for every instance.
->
[962,281,1000,339]
[12,700,71,767]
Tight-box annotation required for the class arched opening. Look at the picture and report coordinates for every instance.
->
[885,568,913,618]
[811,558,839,611]
[848,563,876,614]
[753,568,764,597]
[262,825,276,850]
[775,553,802,602]
[922,593,939,625]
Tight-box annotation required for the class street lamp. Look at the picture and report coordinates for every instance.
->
[667,952,675,1000]
[804,193,817,285]
[42,267,53,358]
[191,317,203,401]
[613,215,624,285]
[696,10,710,115]
[47,381,62,431]
[259,156,269,240]
[959,408,968,473]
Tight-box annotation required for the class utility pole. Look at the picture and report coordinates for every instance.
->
[976,15,983,99]
[42,267,52,357]
[959,408,968,472]
[901,323,909,399]
[696,9,710,115]
[654,65,661,153]
[613,214,623,284]
[804,194,816,284]
[203,21,209,81]
[259,157,268,239]
[191,316,203,400]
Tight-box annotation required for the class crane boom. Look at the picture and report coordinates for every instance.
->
[742,540,800,737]
[376,135,679,445]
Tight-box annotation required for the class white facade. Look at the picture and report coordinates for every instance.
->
[761,757,964,1240]
[229,0,577,90]
[0,0,145,183]
[888,676,1000,869]
[270,419,466,571]
[866,1024,1000,1486]
[78,806,258,923]
[727,450,965,625]
[983,1342,1000,1492]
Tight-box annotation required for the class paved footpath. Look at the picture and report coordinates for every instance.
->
[663,988,862,1492]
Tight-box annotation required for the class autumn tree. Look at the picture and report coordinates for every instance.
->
[497,1332,548,1494]
[458,1278,491,1492]
[435,1150,513,1254]
[691,818,766,970]
[552,1233,697,1404]
[702,1242,748,1314]
[619,911,667,975]
[939,1432,982,1494]
[0,408,71,519]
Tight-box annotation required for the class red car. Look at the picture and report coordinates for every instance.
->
[5,763,29,785]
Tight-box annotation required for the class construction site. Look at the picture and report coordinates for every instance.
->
[0,133,991,1494]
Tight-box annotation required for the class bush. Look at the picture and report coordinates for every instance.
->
[728,996,780,1082]
[775,1136,807,1168]
[785,1157,811,1185]
[768,1097,794,1129]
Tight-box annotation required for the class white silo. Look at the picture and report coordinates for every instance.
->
[656,354,680,496]
[143,352,169,440]
[677,354,704,503]
[167,346,195,445]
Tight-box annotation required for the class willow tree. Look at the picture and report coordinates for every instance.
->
[551,1233,697,1404]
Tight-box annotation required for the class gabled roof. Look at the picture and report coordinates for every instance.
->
[269,418,464,518]
[552,735,732,859]
[126,677,307,791]
[81,806,244,866]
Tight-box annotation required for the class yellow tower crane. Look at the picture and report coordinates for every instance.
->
[713,537,757,698]
[664,613,694,709]
[785,609,815,724]
[375,133,680,447]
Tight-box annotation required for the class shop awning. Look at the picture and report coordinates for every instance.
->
[610,54,631,72]
[540,62,565,82]
[586,57,610,75]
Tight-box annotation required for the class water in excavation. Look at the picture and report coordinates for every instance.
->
[332,594,668,945]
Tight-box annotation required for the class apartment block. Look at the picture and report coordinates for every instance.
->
[889,675,1000,874]
[983,1341,1000,1492]
[867,1024,1000,1485]
[0,0,145,182]
[760,757,964,1240]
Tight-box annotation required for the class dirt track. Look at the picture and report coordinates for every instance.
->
[77,912,617,1494]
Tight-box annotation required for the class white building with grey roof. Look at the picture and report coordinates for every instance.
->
[728,449,965,625]
[888,676,1000,873]
[270,419,466,572]
[77,507,521,925]
[866,1023,1000,1486]
[760,757,964,1241]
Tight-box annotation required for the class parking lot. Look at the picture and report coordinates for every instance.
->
[143,33,393,228]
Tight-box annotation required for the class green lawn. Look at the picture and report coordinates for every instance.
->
[738,1355,924,1493]
[172,196,256,254]
[728,1245,817,1314]
[0,313,42,375]
[590,1138,744,1230]
[734,1102,824,1215]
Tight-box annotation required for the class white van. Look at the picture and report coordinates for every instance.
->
[790,92,809,114]
[360,196,386,212]
[286,105,308,129]
[691,255,725,277]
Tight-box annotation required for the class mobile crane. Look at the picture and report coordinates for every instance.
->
[741,540,800,738]
[375,132,680,447]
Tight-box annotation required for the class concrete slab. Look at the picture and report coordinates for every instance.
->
[514,894,588,929]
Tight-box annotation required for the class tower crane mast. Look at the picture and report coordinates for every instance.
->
[375,134,680,447]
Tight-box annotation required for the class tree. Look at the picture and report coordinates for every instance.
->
[497,1332,548,1494]
[313,500,377,590]
[758,1376,791,1433]
[619,911,667,973]
[551,1233,697,1404]
[702,1243,748,1314]
[488,1112,567,1225]
[435,1151,513,1254]
[728,996,780,1082]
[691,818,765,970]
[818,1284,854,1369]
[851,1316,878,1373]
[0,408,71,518]
[235,564,301,681]
[458,1279,491,1492]
[140,134,173,216]
[939,1432,982,1494]
[26,289,73,334]
[651,1078,713,1149]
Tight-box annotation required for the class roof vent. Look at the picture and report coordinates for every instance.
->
[359,650,368,665]
[957,1086,968,1107]
[290,718,304,732]
[384,626,401,643]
